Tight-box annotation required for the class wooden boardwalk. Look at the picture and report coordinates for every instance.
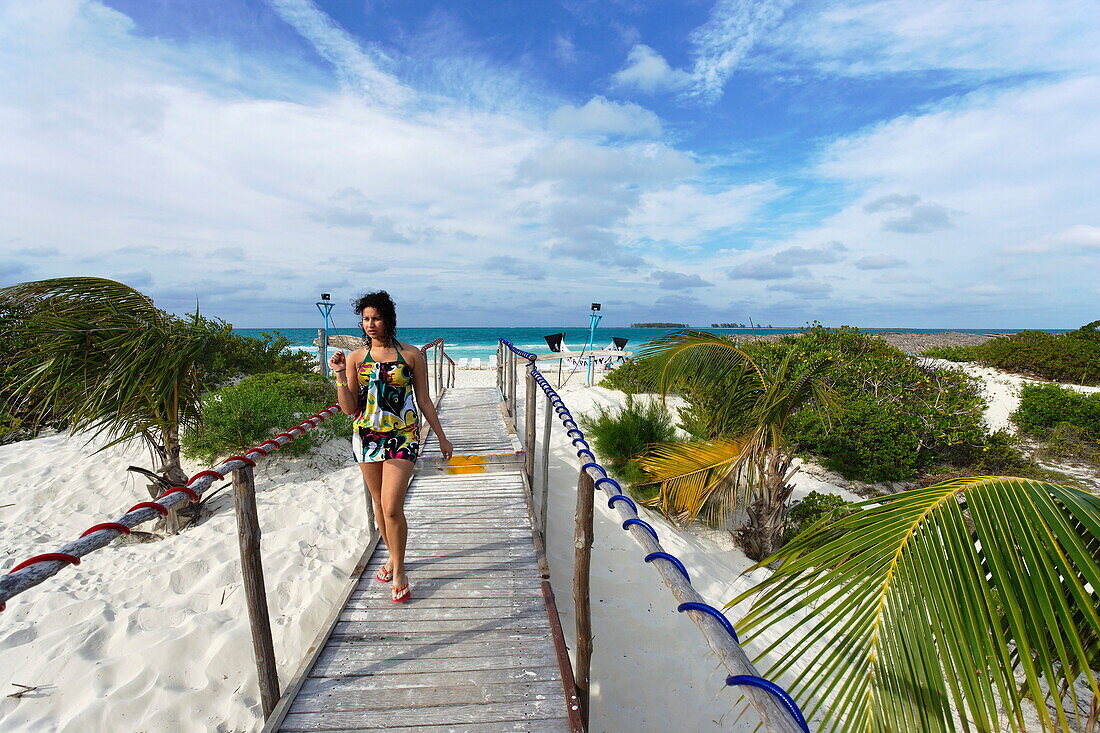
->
[271,387,573,732]
[421,386,521,460]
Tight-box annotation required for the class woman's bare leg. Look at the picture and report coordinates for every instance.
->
[380,458,415,587]
[358,462,392,572]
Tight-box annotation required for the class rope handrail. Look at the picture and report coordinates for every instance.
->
[499,338,810,733]
[0,404,343,612]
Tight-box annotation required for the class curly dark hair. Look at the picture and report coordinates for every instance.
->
[352,290,398,346]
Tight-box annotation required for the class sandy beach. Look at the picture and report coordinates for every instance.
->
[1,364,1095,731]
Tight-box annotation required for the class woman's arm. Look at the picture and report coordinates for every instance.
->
[407,345,453,459]
[332,349,362,416]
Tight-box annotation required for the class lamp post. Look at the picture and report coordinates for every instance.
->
[316,294,335,377]
[585,303,602,386]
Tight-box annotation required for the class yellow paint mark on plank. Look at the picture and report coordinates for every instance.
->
[445,455,487,474]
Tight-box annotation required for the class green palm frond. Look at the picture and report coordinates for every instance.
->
[636,438,751,523]
[728,477,1100,733]
[0,277,211,453]
[636,329,767,397]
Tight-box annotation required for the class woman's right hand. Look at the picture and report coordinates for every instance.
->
[330,350,346,372]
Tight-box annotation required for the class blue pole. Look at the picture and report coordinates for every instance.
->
[585,311,602,385]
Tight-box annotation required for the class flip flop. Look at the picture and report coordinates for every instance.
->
[375,566,393,583]
[391,583,411,603]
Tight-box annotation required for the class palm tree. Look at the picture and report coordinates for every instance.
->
[634,329,833,560]
[729,476,1100,732]
[0,277,212,531]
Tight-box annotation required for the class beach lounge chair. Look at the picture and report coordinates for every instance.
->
[471,357,482,370]
[457,357,469,369]
[488,354,498,370]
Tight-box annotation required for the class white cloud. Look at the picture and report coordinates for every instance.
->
[266,0,407,104]
[1009,224,1100,254]
[649,270,714,289]
[778,0,1100,77]
[688,0,796,103]
[611,44,691,94]
[549,96,662,139]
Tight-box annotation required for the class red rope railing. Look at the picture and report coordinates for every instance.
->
[0,404,343,612]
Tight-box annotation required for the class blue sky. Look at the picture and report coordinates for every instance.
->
[1,0,1098,328]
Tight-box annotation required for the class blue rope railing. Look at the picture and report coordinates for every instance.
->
[500,338,811,733]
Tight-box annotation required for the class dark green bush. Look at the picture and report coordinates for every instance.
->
[1040,422,1100,464]
[1013,383,1100,440]
[784,491,854,545]
[599,358,661,394]
[183,372,350,463]
[969,429,1035,474]
[734,327,985,482]
[577,395,677,492]
[196,319,313,389]
[924,326,1100,385]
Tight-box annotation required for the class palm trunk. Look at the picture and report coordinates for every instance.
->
[738,448,798,562]
[155,424,189,534]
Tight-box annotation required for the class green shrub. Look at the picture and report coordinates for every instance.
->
[577,395,677,492]
[923,326,1100,385]
[183,372,349,463]
[1013,383,1100,440]
[196,320,313,389]
[1040,422,1100,464]
[727,326,986,482]
[599,358,661,394]
[791,394,922,481]
[784,491,854,545]
[969,429,1034,474]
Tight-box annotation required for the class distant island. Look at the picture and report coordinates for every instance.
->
[630,322,689,328]
[711,322,774,328]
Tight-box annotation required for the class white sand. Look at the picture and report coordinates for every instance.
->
[920,358,1100,432]
[0,431,372,732]
[2,363,1092,731]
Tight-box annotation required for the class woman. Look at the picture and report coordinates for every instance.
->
[330,291,453,603]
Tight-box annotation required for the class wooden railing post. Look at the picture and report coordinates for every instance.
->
[231,466,280,719]
[435,343,442,397]
[540,390,552,540]
[524,364,536,484]
[573,469,595,727]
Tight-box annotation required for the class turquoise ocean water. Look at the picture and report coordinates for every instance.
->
[233,327,1040,363]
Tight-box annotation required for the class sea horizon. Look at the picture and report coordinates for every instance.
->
[234,325,1067,362]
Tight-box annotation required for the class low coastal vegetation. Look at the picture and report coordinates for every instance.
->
[603,325,990,483]
[924,321,1100,385]
[0,278,328,519]
[595,327,1100,731]
[182,373,350,464]
[576,396,676,496]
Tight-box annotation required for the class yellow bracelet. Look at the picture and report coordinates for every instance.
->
[336,380,348,388]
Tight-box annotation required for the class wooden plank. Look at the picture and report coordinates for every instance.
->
[316,633,563,660]
[298,666,560,695]
[281,701,567,731]
[312,649,559,678]
[342,596,543,615]
[291,680,564,715]
[284,721,568,733]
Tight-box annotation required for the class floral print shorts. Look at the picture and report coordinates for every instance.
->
[352,422,420,463]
